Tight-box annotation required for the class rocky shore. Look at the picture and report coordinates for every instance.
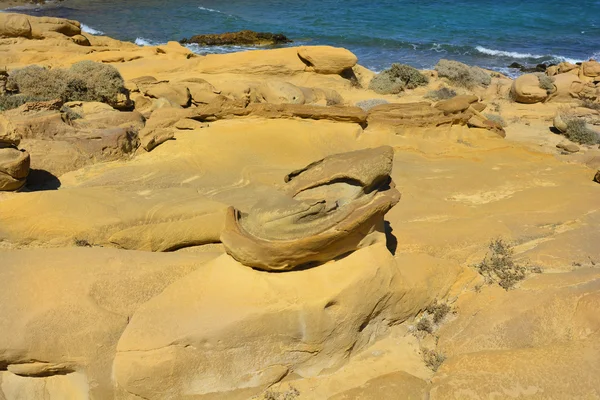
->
[1,11,599,400]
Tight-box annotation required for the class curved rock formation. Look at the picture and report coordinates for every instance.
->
[220,146,401,271]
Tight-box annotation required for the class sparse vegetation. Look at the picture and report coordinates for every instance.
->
[580,99,600,111]
[484,113,507,127]
[426,300,452,324]
[369,63,429,95]
[74,238,92,247]
[475,238,526,290]
[355,98,389,111]
[6,61,125,105]
[416,317,433,334]
[0,94,46,111]
[435,59,491,88]
[535,72,555,93]
[563,117,600,145]
[423,349,446,371]
[424,87,457,101]
[263,386,300,400]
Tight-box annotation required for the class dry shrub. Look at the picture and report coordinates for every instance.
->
[435,59,491,88]
[423,349,446,371]
[264,386,300,400]
[484,113,507,127]
[426,300,452,324]
[534,72,555,93]
[424,87,457,101]
[369,63,429,94]
[0,94,46,111]
[564,118,600,145]
[475,238,526,290]
[7,61,125,105]
[355,98,389,111]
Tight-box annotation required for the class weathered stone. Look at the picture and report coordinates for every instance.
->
[511,73,548,104]
[582,60,600,78]
[0,13,32,39]
[220,146,400,271]
[557,142,580,153]
[435,95,478,114]
[553,113,568,133]
[297,46,358,74]
[594,170,600,183]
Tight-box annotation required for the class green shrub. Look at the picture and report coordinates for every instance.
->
[475,238,526,290]
[435,59,491,88]
[535,72,555,93]
[369,63,429,94]
[484,113,507,127]
[564,118,600,145]
[424,87,457,101]
[7,61,125,105]
[0,94,46,111]
[355,98,389,111]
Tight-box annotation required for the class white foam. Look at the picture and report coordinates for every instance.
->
[81,24,104,35]
[198,6,223,13]
[475,46,543,59]
[134,37,157,46]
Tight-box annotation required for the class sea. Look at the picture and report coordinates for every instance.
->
[4,0,600,77]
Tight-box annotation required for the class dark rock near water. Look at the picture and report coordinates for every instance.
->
[180,30,292,46]
[508,62,555,73]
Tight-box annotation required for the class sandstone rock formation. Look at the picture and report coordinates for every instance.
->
[180,30,292,46]
[511,73,550,104]
[220,146,401,271]
[0,12,83,42]
[0,141,29,191]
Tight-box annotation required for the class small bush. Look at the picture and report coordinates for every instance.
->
[7,61,125,105]
[435,59,491,88]
[264,386,300,400]
[424,87,457,101]
[355,98,389,111]
[0,94,46,111]
[535,73,555,93]
[423,349,446,372]
[564,118,600,145]
[426,300,452,324]
[60,105,82,122]
[74,238,92,247]
[484,113,507,127]
[475,238,526,290]
[369,63,429,95]
[416,317,433,334]
[580,99,600,111]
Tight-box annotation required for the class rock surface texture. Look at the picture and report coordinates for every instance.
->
[1,16,600,400]
[220,146,401,271]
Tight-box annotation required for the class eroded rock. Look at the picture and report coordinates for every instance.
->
[181,30,291,46]
[220,146,400,271]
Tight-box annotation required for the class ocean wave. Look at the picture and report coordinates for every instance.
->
[475,46,543,59]
[134,37,161,46]
[475,45,586,65]
[184,43,262,55]
[81,24,104,35]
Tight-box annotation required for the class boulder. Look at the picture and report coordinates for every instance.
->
[553,113,568,133]
[0,13,32,39]
[181,30,291,46]
[594,170,600,183]
[178,78,221,105]
[220,146,400,271]
[511,73,548,104]
[551,73,585,102]
[0,146,30,191]
[297,46,358,74]
[582,60,600,78]
[557,142,580,153]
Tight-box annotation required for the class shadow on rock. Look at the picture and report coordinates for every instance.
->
[25,169,61,191]
[384,221,398,255]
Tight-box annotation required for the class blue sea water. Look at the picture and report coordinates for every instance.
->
[6,0,600,75]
